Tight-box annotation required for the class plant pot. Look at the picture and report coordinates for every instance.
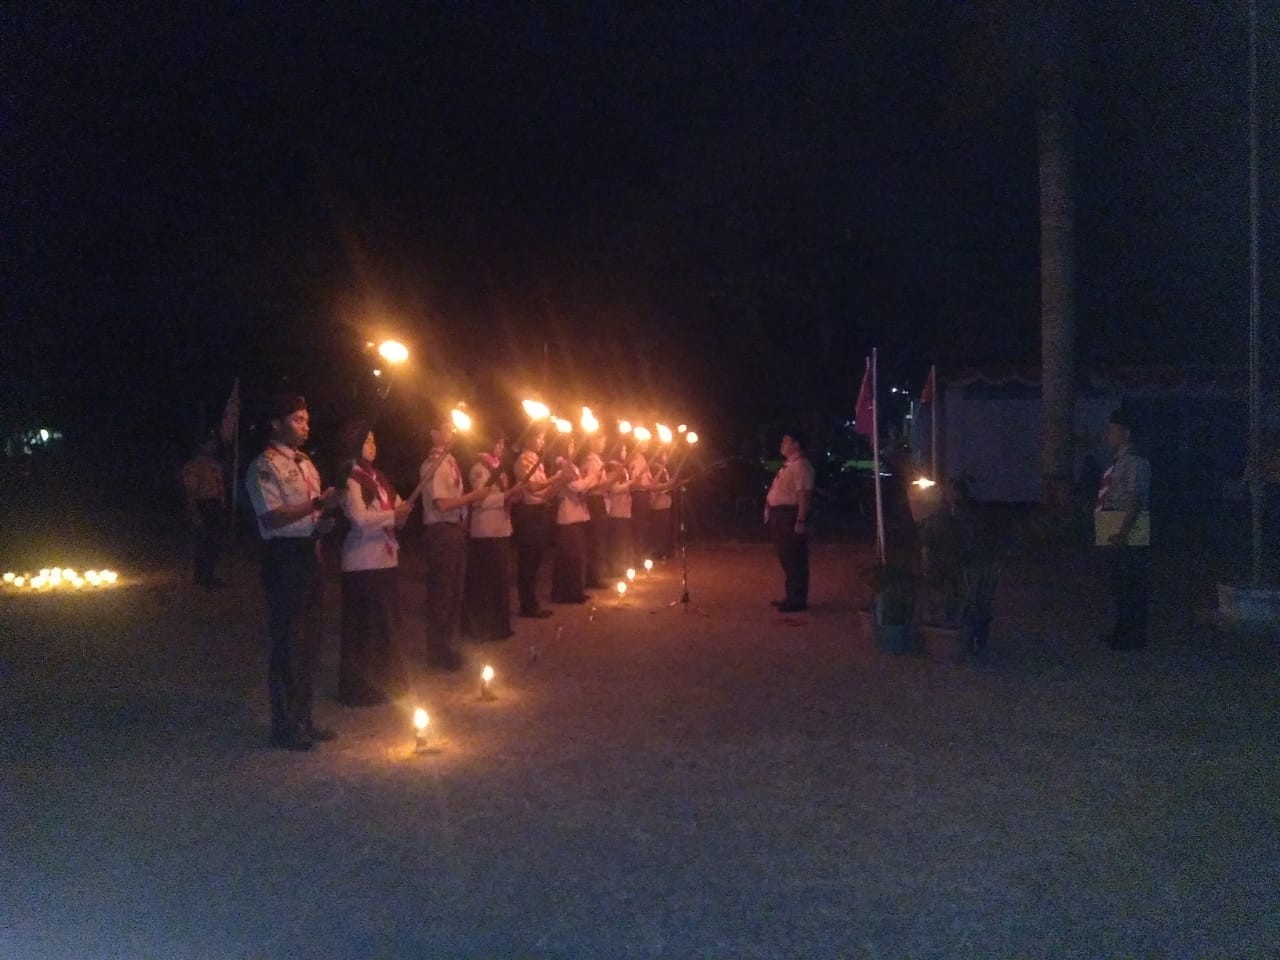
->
[920,622,970,664]
[1216,582,1280,624]
[874,621,917,655]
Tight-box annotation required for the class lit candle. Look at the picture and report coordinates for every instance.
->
[643,558,653,574]
[677,424,688,434]
[2,573,13,584]
[13,576,25,587]
[625,567,636,582]
[616,580,627,601]
[480,664,495,701]
[413,707,430,749]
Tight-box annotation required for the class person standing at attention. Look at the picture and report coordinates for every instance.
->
[245,395,341,751]
[510,429,555,618]
[421,414,491,670]
[1095,409,1152,650]
[182,434,227,588]
[765,428,815,613]
[337,421,413,706]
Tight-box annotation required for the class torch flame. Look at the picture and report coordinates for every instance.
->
[686,431,699,445]
[656,424,673,444]
[580,407,599,433]
[616,581,627,596]
[553,417,573,434]
[633,426,652,442]
[482,664,495,683]
[377,340,409,365]
[522,399,550,421]
[451,407,472,431]
[413,708,429,732]
[618,420,632,434]
[677,424,688,434]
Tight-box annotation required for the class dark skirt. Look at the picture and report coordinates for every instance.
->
[585,496,608,587]
[630,492,651,564]
[606,515,632,579]
[649,506,674,559]
[462,536,513,640]
[339,566,409,705]
[551,521,588,602]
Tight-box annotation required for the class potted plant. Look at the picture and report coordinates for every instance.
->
[916,500,1002,663]
[862,562,917,654]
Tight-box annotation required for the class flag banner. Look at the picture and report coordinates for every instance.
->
[920,365,936,404]
[854,359,874,437]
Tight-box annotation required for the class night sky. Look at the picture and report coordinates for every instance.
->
[3,1,1276,453]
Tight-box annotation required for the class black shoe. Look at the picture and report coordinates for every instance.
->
[426,648,465,671]
[777,602,808,613]
[270,725,313,751]
[518,608,553,619]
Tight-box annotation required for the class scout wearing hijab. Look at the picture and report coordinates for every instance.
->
[245,394,341,751]
[421,413,491,671]
[764,428,815,613]
[337,421,412,706]
[462,431,526,641]
[510,430,555,618]
[603,450,632,578]
[627,441,652,566]
[580,432,609,588]
[648,448,675,560]
[550,435,592,603]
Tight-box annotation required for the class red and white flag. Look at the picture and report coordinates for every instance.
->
[920,364,936,404]
[854,358,874,437]
[218,378,240,446]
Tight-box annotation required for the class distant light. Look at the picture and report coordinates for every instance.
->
[39,429,49,443]
[377,340,409,365]
[912,477,937,489]
[372,368,383,378]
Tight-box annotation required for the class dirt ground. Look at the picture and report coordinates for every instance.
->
[2,521,1278,959]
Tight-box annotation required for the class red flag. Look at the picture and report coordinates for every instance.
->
[854,358,874,436]
[218,378,240,446]
[920,365,936,404]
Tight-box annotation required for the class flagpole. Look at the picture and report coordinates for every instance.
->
[872,348,886,565]
[930,363,938,481]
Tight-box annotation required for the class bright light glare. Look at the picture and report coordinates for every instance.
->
[625,568,636,581]
[377,340,409,365]
[580,407,599,433]
[522,399,550,421]
[553,418,572,434]
[413,708,429,732]
[686,431,699,445]
[677,424,688,434]
[633,426,652,442]
[451,407,472,431]
[482,665,495,683]
[618,420,632,434]
[643,559,653,571]
[912,477,937,489]
[656,424,673,444]
[616,581,627,595]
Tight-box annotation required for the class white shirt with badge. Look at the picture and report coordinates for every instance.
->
[766,455,816,507]
[515,449,551,505]
[245,443,322,539]
[422,450,466,525]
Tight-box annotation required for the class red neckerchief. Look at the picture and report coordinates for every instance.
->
[350,459,396,555]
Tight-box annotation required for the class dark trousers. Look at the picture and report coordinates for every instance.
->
[585,496,608,587]
[631,493,651,564]
[650,507,673,559]
[424,522,467,657]
[261,537,324,734]
[1104,547,1151,647]
[339,567,407,704]
[551,521,588,602]
[769,505,809,606]
[607,516,633,578]
[193,498,226,585]
[462,536,513,640]
[511,502,551,613]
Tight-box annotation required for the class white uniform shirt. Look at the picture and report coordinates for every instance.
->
[583,452,606,500]
[556,460,593,525]
[245,443,322,539]
[605,467,632,518]
[468,461,512,539]
[340,468,401,572]
[515,449,551,505]
[628,452,651,493]
[1098,444,1151,513]
[650,464,673,510]
[422,450,466,525]
[766,455,816,507]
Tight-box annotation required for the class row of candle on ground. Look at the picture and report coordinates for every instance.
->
[3,568,119,590]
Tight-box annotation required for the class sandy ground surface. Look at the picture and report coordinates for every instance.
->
[2,528,1278,959]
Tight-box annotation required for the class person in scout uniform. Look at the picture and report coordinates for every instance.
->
[245,394,341,751]
[764,428,815,613]
[1095,409,1152,650]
